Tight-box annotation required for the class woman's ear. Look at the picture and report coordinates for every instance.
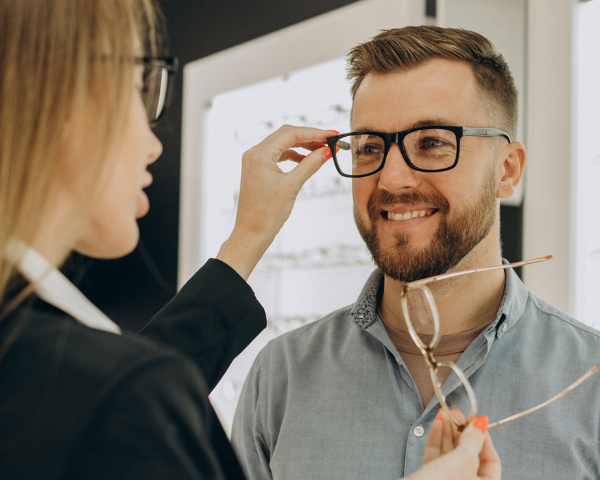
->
[496,142,526,200]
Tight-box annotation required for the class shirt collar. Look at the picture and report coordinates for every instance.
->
[350,259,529,338]
[15,245,121,335]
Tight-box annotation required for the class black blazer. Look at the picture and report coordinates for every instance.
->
[0,259,266,479]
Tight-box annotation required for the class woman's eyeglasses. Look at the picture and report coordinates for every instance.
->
[399,255,600,431]
[135,56,178,127]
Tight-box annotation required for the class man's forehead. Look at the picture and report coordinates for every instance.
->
[351,59,487,131]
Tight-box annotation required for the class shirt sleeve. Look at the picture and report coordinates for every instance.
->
[63,353,245,480]
[231,349,273,480]
[140,258,267,391]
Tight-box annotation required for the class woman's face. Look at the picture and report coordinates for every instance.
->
[73,67,163,258]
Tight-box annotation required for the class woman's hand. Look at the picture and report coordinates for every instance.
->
[216,125,337,280]
[406,412,501,480]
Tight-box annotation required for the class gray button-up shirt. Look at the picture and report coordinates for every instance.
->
[232,267,600,480]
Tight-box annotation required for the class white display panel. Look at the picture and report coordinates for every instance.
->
[181,0,415,434]
[573,0,600,328]
[444,0,527,206]
[203,58,375,434]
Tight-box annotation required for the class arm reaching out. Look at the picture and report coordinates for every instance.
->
[217,125,336,280]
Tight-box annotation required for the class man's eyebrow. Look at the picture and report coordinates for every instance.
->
[352,118,457,133]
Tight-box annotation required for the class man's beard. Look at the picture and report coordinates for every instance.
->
[354,170,497,282]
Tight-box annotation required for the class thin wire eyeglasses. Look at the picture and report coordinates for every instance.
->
[134,56,178,126]
[399,255,600,431]
[326,126,511,178]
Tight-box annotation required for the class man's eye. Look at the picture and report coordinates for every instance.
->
[355,145,381,156]
[420,137,446,149]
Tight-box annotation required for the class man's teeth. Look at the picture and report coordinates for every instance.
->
[387,210,432,221]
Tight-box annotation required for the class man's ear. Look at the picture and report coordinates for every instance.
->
[496,142,526,199]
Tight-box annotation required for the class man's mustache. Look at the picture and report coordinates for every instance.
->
[367,190,450,220]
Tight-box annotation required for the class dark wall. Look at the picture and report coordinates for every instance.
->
[71,0,524,332]
[70,0,361,332]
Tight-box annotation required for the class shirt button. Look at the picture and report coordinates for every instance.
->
[413,425,425,437]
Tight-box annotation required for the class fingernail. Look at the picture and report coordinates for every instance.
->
[327,129,340,134]
[434,415,444,423]
[473,415,489,433]
[315,142,327,147]
[324,148,333,159]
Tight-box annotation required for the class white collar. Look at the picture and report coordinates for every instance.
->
[15,245,121,335]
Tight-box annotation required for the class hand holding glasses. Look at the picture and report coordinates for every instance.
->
[398,255,600,431]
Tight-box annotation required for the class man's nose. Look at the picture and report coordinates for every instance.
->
[377,142,421,193]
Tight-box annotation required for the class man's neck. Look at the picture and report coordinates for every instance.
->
[379,243,506,336]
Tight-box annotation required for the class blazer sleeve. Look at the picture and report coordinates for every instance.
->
[140,258,267,391]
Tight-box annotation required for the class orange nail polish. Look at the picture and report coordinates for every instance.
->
[473,415,489,433]
[327,129,340,134]
[324,148,333,159]
[434,415,444,423]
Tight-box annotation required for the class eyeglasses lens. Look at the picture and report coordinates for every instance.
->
[435,366,472,427]
[405,288,436,346]
[406,287,472,427]
[334,134,385,177]
[142,67,168,124]
[403,129,458,171]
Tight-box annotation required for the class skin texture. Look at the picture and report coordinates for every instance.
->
[351,59,526,336]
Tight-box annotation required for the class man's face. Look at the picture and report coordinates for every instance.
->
[351,59,501,282]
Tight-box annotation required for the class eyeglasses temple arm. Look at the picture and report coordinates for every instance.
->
[407,255,552,288]
[487,364,600,430]
[463,127,512,143]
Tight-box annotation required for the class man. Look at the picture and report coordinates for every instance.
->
[231,26,600,480]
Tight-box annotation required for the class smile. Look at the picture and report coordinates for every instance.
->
[383,209,436,221]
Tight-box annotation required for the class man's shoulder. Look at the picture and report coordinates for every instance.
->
[524,289,600,344]
[260,303,357,358]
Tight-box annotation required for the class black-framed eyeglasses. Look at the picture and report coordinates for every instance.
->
[135,56,178,127]
[326,126,512,178]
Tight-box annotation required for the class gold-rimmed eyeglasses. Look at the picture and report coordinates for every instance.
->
[399,255,600,431]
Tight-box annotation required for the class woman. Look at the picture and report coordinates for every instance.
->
[0,0,499,478]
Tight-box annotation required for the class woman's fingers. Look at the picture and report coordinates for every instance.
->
[216,124,337,280]
[422,414,445,464]
[414,415,501,480]
[278,150,308,164]
[477,433,502,480]
[261,124,336,156]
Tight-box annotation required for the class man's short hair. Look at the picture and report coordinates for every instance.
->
[347,26,518,139]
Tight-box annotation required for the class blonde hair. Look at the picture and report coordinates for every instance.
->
[0,0,163,314]
[347,26,518,139]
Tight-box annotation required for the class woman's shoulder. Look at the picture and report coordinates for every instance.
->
[3,296,187,375]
